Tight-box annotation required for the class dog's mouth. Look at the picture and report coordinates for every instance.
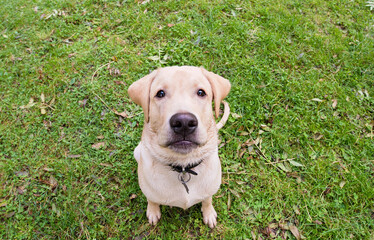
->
[167,139,198,153]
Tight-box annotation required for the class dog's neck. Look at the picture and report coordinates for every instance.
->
[168,160,203,194]
[169,159,203,174]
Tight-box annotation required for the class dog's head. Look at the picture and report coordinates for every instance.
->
[128,66,230,156]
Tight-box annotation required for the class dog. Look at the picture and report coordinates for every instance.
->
[128,66,230,228]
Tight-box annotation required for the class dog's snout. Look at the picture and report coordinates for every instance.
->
[170,113,198,135]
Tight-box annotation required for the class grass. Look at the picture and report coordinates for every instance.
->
[0,0,373,239]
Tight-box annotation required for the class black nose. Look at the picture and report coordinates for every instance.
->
[169,113,198,136]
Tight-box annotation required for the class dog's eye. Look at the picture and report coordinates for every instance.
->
[197,89,206,97]
[156,90,165,98]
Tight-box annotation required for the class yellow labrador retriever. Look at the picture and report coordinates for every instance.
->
[128,66,230,228]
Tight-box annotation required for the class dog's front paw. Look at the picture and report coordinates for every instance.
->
[146,201,161,225]
[202,204,217,228]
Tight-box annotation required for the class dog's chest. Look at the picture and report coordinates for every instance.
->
[138,156,221,209]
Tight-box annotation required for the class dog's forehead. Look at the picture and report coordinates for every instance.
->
[152,67,210,90]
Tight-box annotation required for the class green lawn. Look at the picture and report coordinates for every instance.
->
[1,0,373,239]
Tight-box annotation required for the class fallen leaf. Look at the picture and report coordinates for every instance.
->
[49,176,58,189]
[148,56,160,61]
[97,135,104,139]
[289,160,304,167]
[293,205,301,215]
[236,181,246,185]
[332,99,337,109]
[279,222,290,230]
[251,231,257,240]
[363,89,369,97]
[109,68,120,76]
[231,112,242,119]
[289,225,301,240]
[114,80,126,85]
[167,23,174,27]
[312,133,324,140]
[92,142,106,149]
[41,93,45,103]
[0,200,7,207]
[311,98,324,102]
[100,163,112,167]
[67,154,81,158]
[323,187,332,196]
[20,98,36,109]
[15,171,29,177]
[41,107,46,114]
[49,97,55,106]
[43,167,54,172]
[366,133,374,138]
[227,192,231,210]
[129,194,137,200]
[339,181,346,189]
[277,163,291,172]
[229,189,241,198]
[114,110,128,118]
[5,211,15,218]
[313,220,323,225]
[17,186,26,195]
[260,124,271,131]
[78,99,88,108]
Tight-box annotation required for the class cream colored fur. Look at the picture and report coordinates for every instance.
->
[128,66,230,228]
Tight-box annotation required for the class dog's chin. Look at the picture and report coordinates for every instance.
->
[167,140,198,154]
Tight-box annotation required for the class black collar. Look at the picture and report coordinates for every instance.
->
[168,160,203,194]
[169,159,203,175]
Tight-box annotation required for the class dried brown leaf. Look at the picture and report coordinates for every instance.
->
[289,225,301,240]
[20,98,36,109]
[5,211,15,218]
[17,186,26,195]
[332,99,337,109]
[114,110,128,118]
[78,99,87,108]
[15,171,29,177]
[311,98,323,102]
[41,93,45,103]
[229,189,241,198]
[114,80,126,85]
[313,220,323,225]
[49,176,58,188]
[312,133,324,140]
[293,205,301,215]
[100,163,112,167]
[323,187,332,196]
[0,200,7,207]
[260,124,271,131]
[92,142,106,149]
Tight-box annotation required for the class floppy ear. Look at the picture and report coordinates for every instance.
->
[128,70,158,122]
[201,68,231,118]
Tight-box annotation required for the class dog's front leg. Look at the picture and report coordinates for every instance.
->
[146,200,161,225]
[201,196,217,228]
